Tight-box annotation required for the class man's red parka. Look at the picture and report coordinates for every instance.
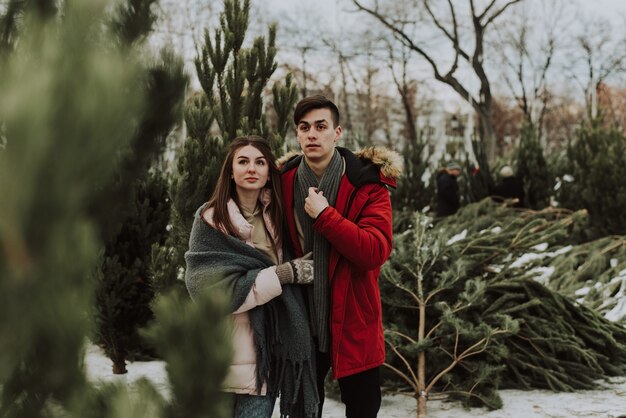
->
[279,146,400,379]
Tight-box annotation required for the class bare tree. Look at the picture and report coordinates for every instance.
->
[151,0,218,64]
[567,16,626,121]
[387,40,419,146]
[352,0,524,161]
[492,0,571,143]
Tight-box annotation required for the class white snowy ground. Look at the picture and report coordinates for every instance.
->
[85,344,626,418]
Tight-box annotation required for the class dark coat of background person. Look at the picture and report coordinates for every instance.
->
[436,170,460,216]
[492,166,525,207]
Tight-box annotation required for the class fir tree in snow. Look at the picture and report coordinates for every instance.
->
[95,171,172,373]
[516,233,626,324]
[382,213,515,417]
[92,0,187,374]
[382,201,626,413]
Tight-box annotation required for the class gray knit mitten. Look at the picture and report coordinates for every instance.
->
[276,252,314,285]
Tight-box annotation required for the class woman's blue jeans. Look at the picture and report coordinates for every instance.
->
[233,393,275,418]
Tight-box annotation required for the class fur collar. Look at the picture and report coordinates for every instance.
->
[354,146,403,179]
[277,146,402,179]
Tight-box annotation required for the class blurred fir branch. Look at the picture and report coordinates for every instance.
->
[0,0,228,416]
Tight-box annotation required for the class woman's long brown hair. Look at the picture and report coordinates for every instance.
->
[207,136,284,256]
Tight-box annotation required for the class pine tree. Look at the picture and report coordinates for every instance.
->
[511,223,626,324]
[143,291,233,418]
[0,1,232,416]
[95,171,172,373]
[382,200,626,412]
[270,73,298,154]
[557,119,626,237]
[0,1,146,415]
[392,131,432,213]
[515,122,551,210]
[92,0,188,374]
[382,213,515,416]
[170,0,298,279]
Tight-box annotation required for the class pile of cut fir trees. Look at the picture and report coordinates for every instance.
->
[381,199,626,417]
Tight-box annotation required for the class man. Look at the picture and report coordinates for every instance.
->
[492,165,525,207]
[436,161,462,217]
[279,95,400,417]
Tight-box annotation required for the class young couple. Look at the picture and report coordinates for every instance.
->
[184,95,400,418]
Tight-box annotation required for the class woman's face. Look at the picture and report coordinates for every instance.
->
[231,145,270,195]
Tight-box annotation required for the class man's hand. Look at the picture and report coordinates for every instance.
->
[304,187,329,219]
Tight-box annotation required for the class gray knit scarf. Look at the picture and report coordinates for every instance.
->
[185,204,318,418]
[294,149,343,353]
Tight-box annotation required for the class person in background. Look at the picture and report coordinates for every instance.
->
[184,135,318,418]
[280,95,400,418]
[436,161,462,217]
[492,165,525,208]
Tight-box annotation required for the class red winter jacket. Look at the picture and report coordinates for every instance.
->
[279,146,400,379]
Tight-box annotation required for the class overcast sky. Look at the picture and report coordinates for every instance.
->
[159,0,626,104]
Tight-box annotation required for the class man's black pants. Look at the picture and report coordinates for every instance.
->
[316,351,381,418]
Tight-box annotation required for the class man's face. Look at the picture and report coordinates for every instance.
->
[296,108,342,163]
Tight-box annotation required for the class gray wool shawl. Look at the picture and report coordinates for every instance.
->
[185,205,319,418]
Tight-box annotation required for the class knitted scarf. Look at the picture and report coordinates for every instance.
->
[294,149,343,353]
[184,205,318,418]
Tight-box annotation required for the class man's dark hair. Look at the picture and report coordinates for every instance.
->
[293,95,340,127]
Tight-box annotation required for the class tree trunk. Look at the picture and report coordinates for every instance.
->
[417,298,427,418]
[112,354,127,374]
[477,107,496,161]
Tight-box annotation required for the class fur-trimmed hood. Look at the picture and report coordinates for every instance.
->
[277,146,402,181]
[354,146,403,179]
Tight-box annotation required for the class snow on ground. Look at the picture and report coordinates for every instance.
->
[85,344,626,417]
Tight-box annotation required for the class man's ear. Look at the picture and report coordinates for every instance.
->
[334,125,343,142]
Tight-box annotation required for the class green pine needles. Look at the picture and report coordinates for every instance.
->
[383,201,626,415]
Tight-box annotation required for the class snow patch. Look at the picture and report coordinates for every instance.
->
[83,345,626,417]
[575,287,590,296]
[510,246,573,268]
[605,299,626,322]
[446,229,467,245]
[510,253,543,268]
[528,266,555,285]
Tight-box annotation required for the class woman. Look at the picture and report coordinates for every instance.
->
[184,136,318,418]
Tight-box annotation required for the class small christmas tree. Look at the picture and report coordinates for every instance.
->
[382,201,626,413]
[382,213,515,416]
